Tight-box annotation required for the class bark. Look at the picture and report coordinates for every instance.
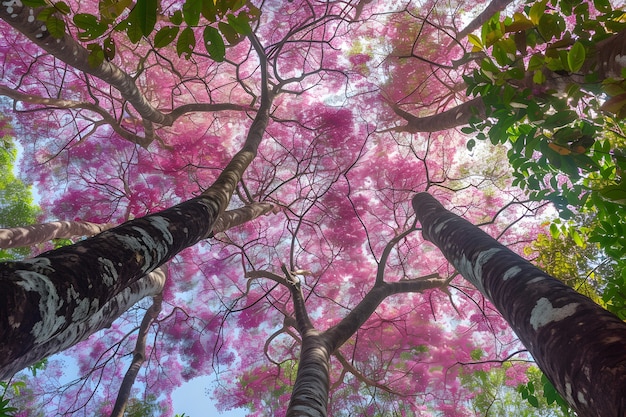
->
[269,226,447,417]
[386,97,486,133]
[109,292,163,417]
[0,220,114,249]
[0,7,247,138]
[455,0,515,41]
[412,192,626,417]
[0,32,272,379]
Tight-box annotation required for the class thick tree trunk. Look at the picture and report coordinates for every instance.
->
[412,192,626,417]
[0,196,220,380]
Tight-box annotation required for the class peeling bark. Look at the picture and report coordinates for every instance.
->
[412,192,626,417]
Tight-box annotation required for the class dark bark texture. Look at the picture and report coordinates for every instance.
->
[412,192,626,417]
[0,195,219,379]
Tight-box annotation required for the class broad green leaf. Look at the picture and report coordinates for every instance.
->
[22,0,46,6]
[154,26,179,48]
[203,26,225,61]
[505,12,534,32]
[183,0,202,26]
[176,27,196,59]
[54,1,71,15]
[543,111,577,129]
[567,42,586,73]
[571,229,584,247]
[594,0,612,13]
[46,15,66,38]
[202,0,217,21]
[600,184,626,204]
[466,138,476,151]
[73,13,98,30]
[170,10,183,25]
[529,0,547,25]
[550,223,560,239]
[87,43,105,68]
[227,12,251,35]
[100,0,133,20]
[538,14,564,41]
[126,21,143,43]
[218,21,241,44]
[130,0,158,37]
[468,34,483,51]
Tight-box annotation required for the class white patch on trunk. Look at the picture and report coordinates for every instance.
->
[433,217,454,236]
[98,257,118,286]
[14,258,66,343]
[457,248,500,297]
[529,297,579,330]
[577,391,588,405]
[148,216,173,244]
[502,266,521,281]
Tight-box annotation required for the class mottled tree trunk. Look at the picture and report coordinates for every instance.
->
[412,192,626,417]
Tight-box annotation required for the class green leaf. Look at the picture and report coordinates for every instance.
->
[100,0,133,20]
[170,10,184,25]
[176,27,196,59]
[538,14,564,41]
[73,13,98,29]
[154,26,179,47]
[567,42,586,73]
[22,0,46,6]
[46,15,66,38]
[203,26,225,61]
[550,223,560,239]
[466,138,476,151]
[543,111,577,129]
[468,34,483,51]
[87,43,105,67]
[594,0,612,13]
[183,0,202,26]
[529,0,547,25]
[571,229,584,247]
[227,12,251,35]
[131,0,158,37]
[54,1,71,15]
[528,395,540,407]
[202,0,217,22]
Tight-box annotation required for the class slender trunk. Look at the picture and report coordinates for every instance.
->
[412,192,626,417]
[0,220,114,249]
[109,292,163,417]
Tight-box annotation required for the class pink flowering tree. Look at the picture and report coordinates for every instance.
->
[0,0,623,416]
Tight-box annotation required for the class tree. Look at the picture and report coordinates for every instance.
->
[0,0,624,415]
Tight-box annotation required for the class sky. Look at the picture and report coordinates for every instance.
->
[172,376,247,417]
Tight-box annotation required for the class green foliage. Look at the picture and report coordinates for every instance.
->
[517,368,573,416]
[464,0,626,318]
[0,135,40,261]
[461,364,572,416]
[123,395,163,417]
[0,359,48,417]
[32,0,260,64]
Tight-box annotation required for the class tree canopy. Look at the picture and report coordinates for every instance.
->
[1,0,625,415]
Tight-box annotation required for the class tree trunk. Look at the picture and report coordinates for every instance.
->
[0,220,114,249]
[412,192,626,417]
